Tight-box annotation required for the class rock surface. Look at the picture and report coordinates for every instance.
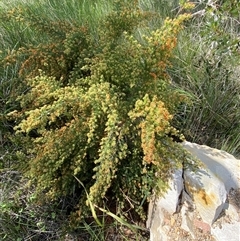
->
[146,168,183,241]
[147,142,240,241]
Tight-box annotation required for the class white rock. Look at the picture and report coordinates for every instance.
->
[180,203,195,237]
[182,142,240,191]
[180,191,195,236]
[184,166,227,225]
[147,168,184,241]
[211,189,240,241]
[212,221,240,241]
[157,168,184,214]
[147,142,240,241]
[182,141,240,225]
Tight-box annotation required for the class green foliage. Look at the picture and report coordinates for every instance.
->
[170,0,240,156]
[0,170,69,240]
[6,1,192,224]
[2,6,92,82]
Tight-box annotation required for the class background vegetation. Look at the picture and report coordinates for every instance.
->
[0,0,239,240]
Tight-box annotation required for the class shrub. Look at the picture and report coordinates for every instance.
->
[6,1,193,226]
